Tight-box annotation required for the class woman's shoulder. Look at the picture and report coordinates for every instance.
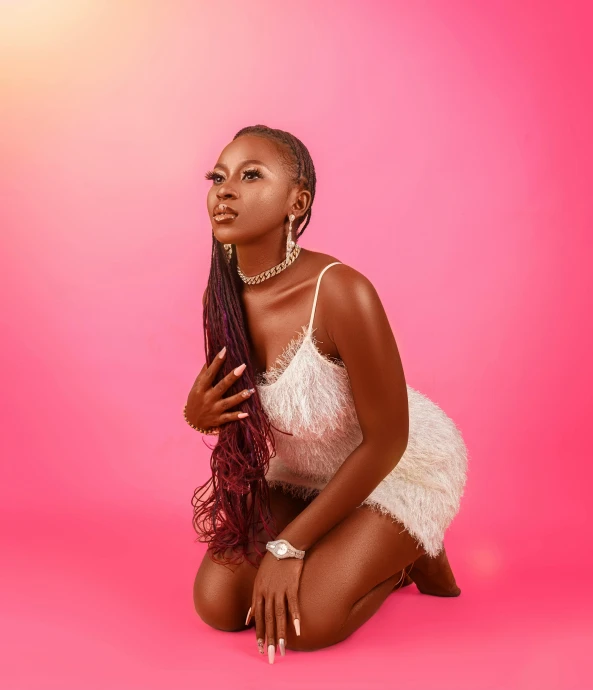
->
[307,252,378,304]
[300,253,385,343]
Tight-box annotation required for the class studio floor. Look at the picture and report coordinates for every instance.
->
[2,508,591,690]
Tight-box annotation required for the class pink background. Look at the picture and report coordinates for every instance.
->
[2,1,592,688]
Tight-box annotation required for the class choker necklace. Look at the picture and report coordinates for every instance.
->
[236,243,302,285]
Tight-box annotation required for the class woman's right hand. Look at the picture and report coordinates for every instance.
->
[185,346,255,431]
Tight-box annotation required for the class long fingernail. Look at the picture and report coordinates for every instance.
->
[268,643,275,664]
[279,638,286,656]
[218,346,226,359]
[257,638,264,654]
[245,606,251,625]
[234,363,246,376]
[293,618,301,636]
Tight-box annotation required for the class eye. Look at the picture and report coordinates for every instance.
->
[204,168,263,184]
[204,170,223,184]
[243,168,263,181]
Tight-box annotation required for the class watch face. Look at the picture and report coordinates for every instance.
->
[276,543,288,556]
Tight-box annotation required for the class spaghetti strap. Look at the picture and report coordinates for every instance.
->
[307,262,343,333]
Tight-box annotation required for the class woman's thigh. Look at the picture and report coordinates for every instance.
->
[193,486,312,632]
[285,505,426,651]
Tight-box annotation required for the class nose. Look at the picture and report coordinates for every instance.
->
[216,183,238,201]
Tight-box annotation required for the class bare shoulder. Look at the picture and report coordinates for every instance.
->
[315,259,394,354]
[318,260,382,312]
[302,249,374,294]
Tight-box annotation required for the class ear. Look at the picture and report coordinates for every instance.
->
[291,185,312,220]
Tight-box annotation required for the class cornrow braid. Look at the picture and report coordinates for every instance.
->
[191,125,317,566]
[233,124,317,239]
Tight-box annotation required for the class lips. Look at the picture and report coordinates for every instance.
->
[213,204,238,218]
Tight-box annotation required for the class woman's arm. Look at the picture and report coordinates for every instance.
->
[277,264,409,552]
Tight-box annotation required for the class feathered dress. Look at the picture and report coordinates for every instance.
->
[255,262,468,558]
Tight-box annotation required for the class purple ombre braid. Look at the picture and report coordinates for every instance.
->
[191,125,317,566]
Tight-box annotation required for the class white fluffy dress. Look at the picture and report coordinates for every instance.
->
[256,263,469,558]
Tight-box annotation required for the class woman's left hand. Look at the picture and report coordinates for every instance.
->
[246,551,303,662]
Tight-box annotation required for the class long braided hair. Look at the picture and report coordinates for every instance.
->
[191,125,317,566]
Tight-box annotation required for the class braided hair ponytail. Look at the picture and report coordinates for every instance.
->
[191,125,317,566]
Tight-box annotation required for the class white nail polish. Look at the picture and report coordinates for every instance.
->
[279,638,286,656]
[268,644,275,664]
[293,618,301,636]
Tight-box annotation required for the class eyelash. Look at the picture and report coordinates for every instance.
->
[204,168,263,183]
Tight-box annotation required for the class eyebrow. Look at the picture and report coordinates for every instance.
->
[214,159,271,172]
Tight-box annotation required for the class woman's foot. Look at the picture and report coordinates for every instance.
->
[407,547,461,597]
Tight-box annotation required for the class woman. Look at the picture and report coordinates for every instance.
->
[186,124,468,663]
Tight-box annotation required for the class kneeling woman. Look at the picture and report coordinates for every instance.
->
[186,124,469,663]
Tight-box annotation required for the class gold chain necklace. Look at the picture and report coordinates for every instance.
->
[236,243,302,285]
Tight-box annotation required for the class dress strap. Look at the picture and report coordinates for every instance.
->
[307,262,343,333]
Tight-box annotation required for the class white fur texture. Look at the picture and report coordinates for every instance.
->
[256,323,469,558]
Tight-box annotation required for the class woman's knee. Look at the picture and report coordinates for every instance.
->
[284,621,348,651]
[193,555,252,632]
[193,585,244,632]
[284,600,350,651]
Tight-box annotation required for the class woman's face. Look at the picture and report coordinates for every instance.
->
[206,135,303,247]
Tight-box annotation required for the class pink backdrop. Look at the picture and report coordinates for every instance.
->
[2,1,591,688]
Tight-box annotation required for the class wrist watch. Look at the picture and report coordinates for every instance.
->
[265,539,305,560]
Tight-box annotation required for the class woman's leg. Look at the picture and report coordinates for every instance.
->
[282,505,428,652]
[406,546,461,597]
[194,486,459,647]
[193,486,313,632]
[391,567,414,590]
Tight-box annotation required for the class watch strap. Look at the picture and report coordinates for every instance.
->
[265,539,305,560]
